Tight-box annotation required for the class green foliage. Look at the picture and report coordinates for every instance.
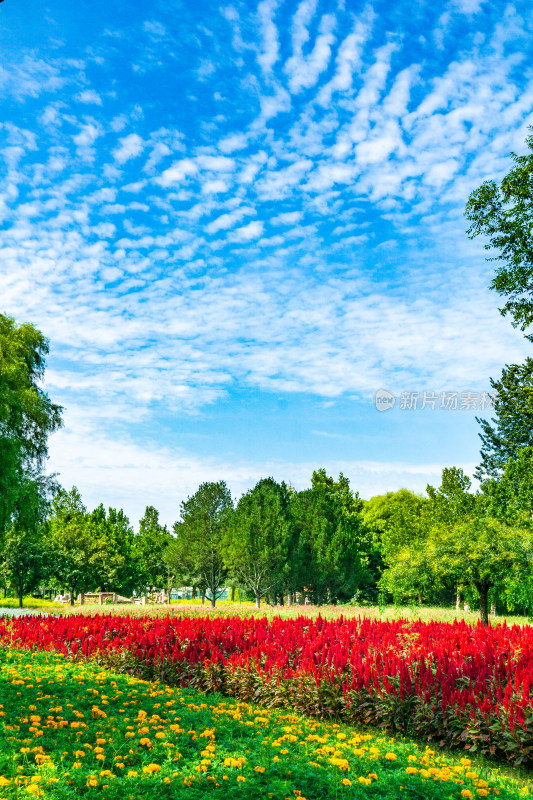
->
[174,481,233,607]
[89,504,136,594]
[224,478,292,607]
[134,505,171,592]
[474,359,533,480]
[362,489,428,564]
[291,473,366,604]
[0,313,62,537]
[48,486,94,603]
[425,517,533,625]
[3,648,526,800]
[465,128,533,335]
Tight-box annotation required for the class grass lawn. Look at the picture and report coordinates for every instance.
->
[3,596,531,628]
[0,647,530,800]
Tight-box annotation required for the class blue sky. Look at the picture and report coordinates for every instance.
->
[1,0,532,526]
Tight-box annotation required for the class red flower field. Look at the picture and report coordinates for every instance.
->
[1,613,532,766]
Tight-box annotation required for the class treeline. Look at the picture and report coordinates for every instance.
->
[1,470,370,609]
[4,455,533,625]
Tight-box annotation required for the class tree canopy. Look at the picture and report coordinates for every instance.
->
[465,129,533,336]
[0,314,62,536]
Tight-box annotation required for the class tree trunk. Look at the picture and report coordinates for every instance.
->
[70,589,75,607]
[201,589,205,605]
[455,587,461,611]
[477,583,490,626]
[255,592,261,609]
[417,592,422,604]
[230,586,235,602]
[80,592,85,606]
[211,595,216,608]
[18,585,23,608]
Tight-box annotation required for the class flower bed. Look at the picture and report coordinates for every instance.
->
[1,613,532,766]
[0,647,526,799]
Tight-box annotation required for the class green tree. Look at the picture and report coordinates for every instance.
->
[425,517,533,625]
[224,478,292,608]
[482,446,533,526]
[289,471,367,604]
[89,505,136,594]
[465,128,533,335]
[134,506,170,594]
[474,359,533,479]
[362,489,428,565]
[49,487,94,605]
[0,314,62,537]
[175,481,233,608]
[2,476,53,607]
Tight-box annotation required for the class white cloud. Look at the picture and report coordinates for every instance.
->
[113,133,145,164]
[206,206,256,234]
[218,133,249,153]
[256,0,281,75]
[156,158,198,186]
[75,89,103,105]
[285,12,337,94]
[228,220,264,242]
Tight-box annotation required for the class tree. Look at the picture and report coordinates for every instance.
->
[425,517,533,625]
[224,478,292,608]
[0,314,62,537]
[134,506,170,594]
[291,471,367,604]
[482,446,533,526]
[465,128,533,335]
[48,487,94,605]
[89,505,136,594]
[474,359,533,480]
[175,481,233,608]
[2,476,53,607]
[362,489,428,566]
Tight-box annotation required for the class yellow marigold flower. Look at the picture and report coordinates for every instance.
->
[461,792,473,799]
[127,771,138,778]
[237,776,246,782]
[139,738,152,747]
[478,792,488,798]
[155,732,165,739]
[20,748,30,754]
[94,747,104,754]
[254,767,265,773]
[406,767,418,775]
[368,773,378,780]
[96,754,105,761]
[385,753,397,761]
[96,739,106,745]
[359,777,371,785]
[73,762,82,769]
[460,759,471,766]
[342,778,352,786]
[86,778,98,788]
[408,755,417,762]
[26,786,40,796]
[142,764,161,774]
[477,780,489,789]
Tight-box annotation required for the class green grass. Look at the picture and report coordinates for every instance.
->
[6,596,530,628]
[0,647,530,800]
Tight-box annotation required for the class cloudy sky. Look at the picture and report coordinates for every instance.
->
[2,0,532,526]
